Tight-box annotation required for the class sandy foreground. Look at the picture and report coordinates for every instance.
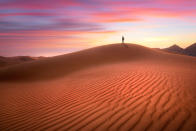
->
[0,44,196,131]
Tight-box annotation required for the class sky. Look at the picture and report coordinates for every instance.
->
[0,0,196,56]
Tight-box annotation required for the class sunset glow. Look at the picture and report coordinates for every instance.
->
[0,0,196,56]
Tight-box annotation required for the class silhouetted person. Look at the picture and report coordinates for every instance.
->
[122,36,124,44]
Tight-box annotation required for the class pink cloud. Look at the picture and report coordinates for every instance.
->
[0,0,195,56]
[0,12,56,18]
[0,0,80,9]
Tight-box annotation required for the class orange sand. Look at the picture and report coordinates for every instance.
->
[0,44,196,131]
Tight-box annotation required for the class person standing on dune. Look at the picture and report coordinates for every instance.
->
[122,36,125,44]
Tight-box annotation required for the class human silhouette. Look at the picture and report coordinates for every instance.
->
[122,36,124,44]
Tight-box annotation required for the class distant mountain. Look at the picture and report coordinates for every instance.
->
[184,43,196,56]
[163,44,184,55]
[0,56,43,68]
[162,43,196,57]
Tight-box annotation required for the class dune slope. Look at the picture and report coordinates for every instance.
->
[0,56,37,68]
[0,44,158,82]
[0,43,196,131]
[0,44,195,82]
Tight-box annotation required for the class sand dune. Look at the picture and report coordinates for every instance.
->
[0,43,196,131]
[0,44,195,82]
[0,56,41,68]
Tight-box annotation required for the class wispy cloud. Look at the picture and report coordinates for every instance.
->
[0,0,195,56]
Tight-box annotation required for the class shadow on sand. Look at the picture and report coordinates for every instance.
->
[122,43,128,48]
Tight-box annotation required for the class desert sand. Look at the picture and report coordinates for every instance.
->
[0,43,196,131]
[0,56,39,68]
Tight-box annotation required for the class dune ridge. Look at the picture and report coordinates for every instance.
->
[0,43,195,82]
[0,43,196,131]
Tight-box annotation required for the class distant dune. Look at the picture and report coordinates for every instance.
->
[0,56,43,68]
[0,43,196,131]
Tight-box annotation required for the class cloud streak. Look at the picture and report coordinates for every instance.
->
[0,0,195,56]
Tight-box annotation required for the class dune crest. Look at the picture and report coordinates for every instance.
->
[0,43,195,82]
